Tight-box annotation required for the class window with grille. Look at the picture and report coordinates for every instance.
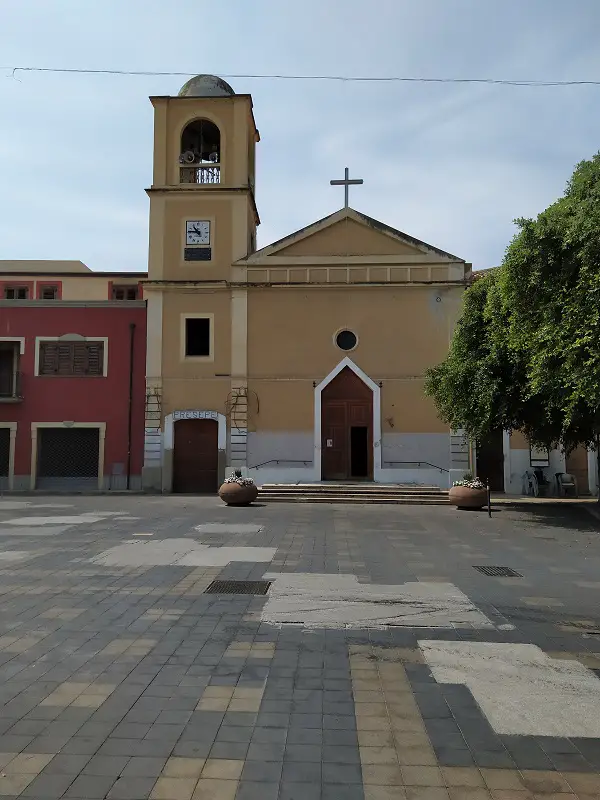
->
[39,341,105,376]
[112,286,138,300]
[40,285,59,300]
[4,286,29,299]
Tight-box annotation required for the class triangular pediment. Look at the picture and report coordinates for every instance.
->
[238,208,463,264]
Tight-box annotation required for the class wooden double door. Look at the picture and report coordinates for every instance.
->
[173,419,218,493]
[322,367,373,481]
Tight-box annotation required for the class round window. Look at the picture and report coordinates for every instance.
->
[335,330,358,351]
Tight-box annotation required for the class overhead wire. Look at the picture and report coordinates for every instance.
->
[1,66,599,87]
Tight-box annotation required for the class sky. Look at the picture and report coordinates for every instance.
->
[0,0,599,273]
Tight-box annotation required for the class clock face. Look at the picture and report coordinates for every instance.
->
[186,220,210,245]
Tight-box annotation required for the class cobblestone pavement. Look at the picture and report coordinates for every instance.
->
[0,496,599,799]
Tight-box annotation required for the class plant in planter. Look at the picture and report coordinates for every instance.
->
[448,472,488,510]
[218,470,258,506]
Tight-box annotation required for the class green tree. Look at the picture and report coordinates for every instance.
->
[425,153,600,473]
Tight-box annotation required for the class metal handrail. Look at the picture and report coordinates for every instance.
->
[382,460,450,473]
[251,458,449,472]
[250,459,313,469]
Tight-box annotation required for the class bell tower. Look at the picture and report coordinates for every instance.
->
[147,74,260,281]
[142,75,260,491]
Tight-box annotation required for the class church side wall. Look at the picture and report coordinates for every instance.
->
[245,285,459,486]
[247,286,454,378]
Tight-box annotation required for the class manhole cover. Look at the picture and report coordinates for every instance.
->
[473,566,523,578]
[204,580,272,595]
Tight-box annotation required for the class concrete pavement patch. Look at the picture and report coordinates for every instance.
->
[420,640,600,737]
[261,574,493,629]
[91,538,276,567]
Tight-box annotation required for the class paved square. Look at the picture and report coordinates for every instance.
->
[0,496,599,798]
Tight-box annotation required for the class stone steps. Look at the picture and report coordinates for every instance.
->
[257,483,450,505]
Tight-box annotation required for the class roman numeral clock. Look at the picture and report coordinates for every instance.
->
[184,220,211,261]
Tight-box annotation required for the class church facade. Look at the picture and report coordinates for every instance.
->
[141,74,474,493]
[0,74,592,495]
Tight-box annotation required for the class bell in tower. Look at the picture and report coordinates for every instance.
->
[179,118,222,184]
[177,75,236,185]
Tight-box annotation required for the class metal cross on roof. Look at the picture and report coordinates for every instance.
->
[330,167,364,208]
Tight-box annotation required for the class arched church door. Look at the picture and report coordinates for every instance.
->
[321,367,373,481]
[173,418,218,493]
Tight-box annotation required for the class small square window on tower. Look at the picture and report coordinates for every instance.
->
[184,317,211,358]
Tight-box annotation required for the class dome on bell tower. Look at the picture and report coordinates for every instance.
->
[178,75,235,98]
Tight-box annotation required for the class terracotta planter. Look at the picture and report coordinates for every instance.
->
[449,485,488,510]
[218,481,258,506]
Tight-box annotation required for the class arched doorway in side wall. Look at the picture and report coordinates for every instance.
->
[173,418,218,493]
[476,429,505,491]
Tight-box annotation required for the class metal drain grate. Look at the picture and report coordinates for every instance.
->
[204,580,272,595]
[473,566,523,578]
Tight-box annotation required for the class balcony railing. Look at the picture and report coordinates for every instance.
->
[180,165,221,185]
[0,371,22,401]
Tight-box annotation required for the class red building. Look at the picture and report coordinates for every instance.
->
[0,264,147,490]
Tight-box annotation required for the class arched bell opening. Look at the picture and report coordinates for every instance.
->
[179,118,221,185]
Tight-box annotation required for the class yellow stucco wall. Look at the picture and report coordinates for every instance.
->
[246,377,444,434]
[150,194,245,283]
[241,284,455,435]
[381,380,448,433]
[155,281,457,435]
[61,277,111,300]
[277,218,426,257]
[160,289,231,379]
[161,378,231,419]
[247,286,457,379]
[510,430,529,449]
[247,380,313,431]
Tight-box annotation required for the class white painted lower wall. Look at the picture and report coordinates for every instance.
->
[247,465,450,488]
[381,433,451,470]
[247,431,452,488]
[142,427,163,491]
[505,446,566,495]
[247,432,316,485]
[380,432,452,488]
[248,466,318,485]
[247,432,314,469]
[377,467,450,488]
